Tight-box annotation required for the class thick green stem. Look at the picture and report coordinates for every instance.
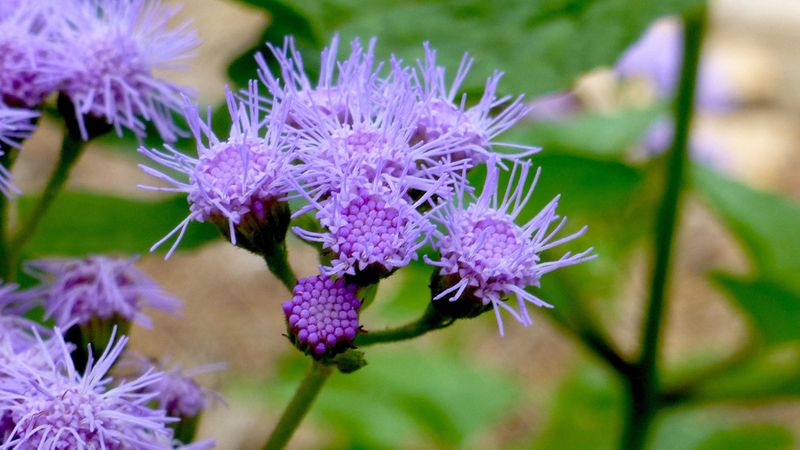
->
[620,7,706,450]
[263,241,297,291]
[261,361,332,450]
[6,133,86,273]
[355,303,454,346]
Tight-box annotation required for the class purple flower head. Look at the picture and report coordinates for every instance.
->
[0,105,38,197]
[25,255,181,329]
[258,35,382,125]
[0,281,53,359]
[282,275,361,357]
[616,18,733,112]
[294,173,435,280]
[411,43,539,166]
[59,0,199,141]
[426,159,595,335]
[139,84,295,258]
[0,0,64,108]
[0,327,177,449]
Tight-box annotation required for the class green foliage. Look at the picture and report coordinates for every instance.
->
[18,192,218,257]
[693,425,794,450]
[229,0,704,96]
[233,349,521,449]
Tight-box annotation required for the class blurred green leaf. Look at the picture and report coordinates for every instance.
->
[506,107,663,159]
[230,0,704,96]
[693,424,793,450]
[234,348,521,449]
[713,274,800,346]
[19,192,218,257]
[693,165,800,293]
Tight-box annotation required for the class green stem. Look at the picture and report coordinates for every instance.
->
[355,303,454,346]
[263,241,297,291]
[6,133,86,272]
[620,7,706,450]
[261,360,333,450]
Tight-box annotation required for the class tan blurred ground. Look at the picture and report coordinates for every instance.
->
[11,0,800,448]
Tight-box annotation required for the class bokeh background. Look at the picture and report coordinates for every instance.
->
[11,0,800,448]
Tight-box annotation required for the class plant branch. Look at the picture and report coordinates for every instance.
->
[620,6,706,449]
[355,303,455,346]
[263,240,297,291]
[261,360,333,450]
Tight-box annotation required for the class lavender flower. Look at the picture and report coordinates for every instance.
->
[139,84,294,257]
[616,18,733,112]
[527,91,581,122]
[411,43,539,165]
[294,174,435,280]
[0,328,177,449]
[0,281,50,357]
[282,275,361,357]
[0,0,64,108]
[25,255,181,329]
[59,0,199,140]
[426,159,595,335]
[0,105,38,196]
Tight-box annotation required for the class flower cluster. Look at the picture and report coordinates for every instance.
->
[140,34,593,343]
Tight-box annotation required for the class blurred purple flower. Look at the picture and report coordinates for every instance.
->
[426,159,595,335]
[282,275,361,357]
[25,255,181,328]
[641,116,728,167]
[139,84,294,257]
[0,328,176,449]
[59,0,199,140]
[616,18,733,112]
[527,91,581,122]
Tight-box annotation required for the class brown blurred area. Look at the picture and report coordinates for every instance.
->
[9,0,800,448]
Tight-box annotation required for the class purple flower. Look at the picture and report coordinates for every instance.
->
[59,0,199,140]
[0,328,177,449]
[282,275,361,357]
[0,105,38,196]
[426,159,595,335]
[0,281,52,358]
[527,91,581,122]
[411,43,539,165]
[616,18,733,112]
[294,174,435,279]
[139,84,294,258]
[25,255,181,328]
[258,35,381,125]
[0,0,64,108]
[640,116,728,168]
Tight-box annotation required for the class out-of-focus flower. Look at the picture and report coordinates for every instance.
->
[0,0,64,108]
[640,116,728,168]
[527,91,582,122]
[426,159,595,335]
[0,105,38,196]
[139,84,294,257]
[0,328,176,449]
[616,18,733,112]
[411,43,539,166]
[59,0,199,140]
[25,255,181,329]
[282,275,361,357]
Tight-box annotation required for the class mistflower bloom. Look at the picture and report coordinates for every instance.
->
[0,106,38,196]
[0,281,49,356]
[282,275,361,357]
[0,0,64,108]
[0,328,177,449]
[25,255,181,329]
[139,85,294,257]
[426,159,595,335]
[258,35,381,125]
[616,18,733,111]
[59,0,199,140]
[294,174,435,280]
[411,43,539,166]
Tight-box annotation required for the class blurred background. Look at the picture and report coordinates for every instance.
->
[11,0,800,448]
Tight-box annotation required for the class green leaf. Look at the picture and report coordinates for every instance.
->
[231,0,704,96]
[233,349,521,449]
[19,191,218,257]
[713,274,800,346]
[505,107,663,159]
[693,425,794,450]
[693,165,800,293]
